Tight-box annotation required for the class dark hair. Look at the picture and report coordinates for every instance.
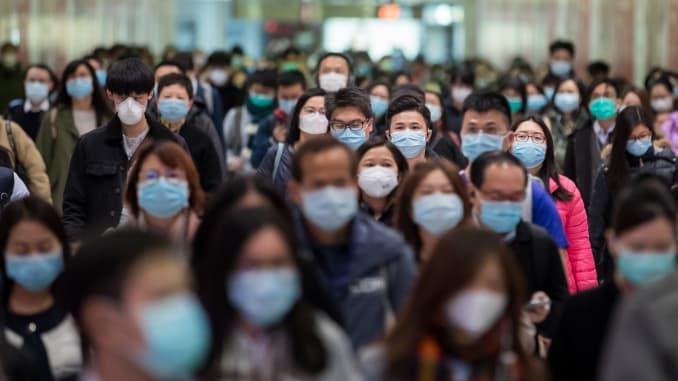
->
[60,229,175,341]
[587,61,611,79]
[648,75,674,94]
[587,78,620,100]
[316,52,353,76]
[325,86,373,120]
[394,160,471,259]
[291,135,357,182]
[462,91,512,127]
[499,76,527,114]
[606,106,654,192]
[286,88,327,145]
[172,52,194,72]
[245,69,277,91]
[470,151,528,189]
[391,83,425,101]
[55,59,112,122]
[385,227,531,378]
[277,69,307,89]
[153,60,186,75]
[449,64,475,87]
[24,63,59,88]
[106,57,155,95]
[194,208,328,375]
[206,51,230,67]
[356,137,409,200]
[0,196,71,303]
[386,93,431,129]
[125,140,205,218]
[512,116,573,201]
[157,73,194,100]
[611,177,677,236]
[549,40,575,57]
[366,81,391,98]
[389,70,412,86]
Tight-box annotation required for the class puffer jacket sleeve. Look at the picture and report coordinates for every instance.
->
[560,176,598,292]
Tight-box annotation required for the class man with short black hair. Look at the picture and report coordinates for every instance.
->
[63,57,184,241]
[325,87,373,151]
[289,135,416,349]
[384,94,433,168]
[548,39,576,78]
[316,52,352,92]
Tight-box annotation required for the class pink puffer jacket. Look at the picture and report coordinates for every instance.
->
[549,175,598,293]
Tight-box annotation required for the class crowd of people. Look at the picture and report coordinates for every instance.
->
[0,37,677,380]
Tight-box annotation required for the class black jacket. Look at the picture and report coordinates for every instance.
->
[176,116,223,193]
[508,220,569,337]
[6,99,43,141]
[549,281,620,381]
[588,146,678,283]
[563,120,607,208]
[62,114,184,241]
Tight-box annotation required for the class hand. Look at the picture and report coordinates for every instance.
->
[525,291,551,324]
[228,156,243,172]
[273,123,286,143]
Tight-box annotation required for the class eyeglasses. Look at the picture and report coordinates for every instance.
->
[514,132,546,144]
[329,119,368,133]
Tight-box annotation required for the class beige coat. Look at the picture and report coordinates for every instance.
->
[0,117,52,203]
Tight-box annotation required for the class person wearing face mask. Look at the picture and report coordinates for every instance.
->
[0,197,81,381]
[469,151,568,340]
[648,76,676,116]
[315,52,352,93]
[363,227,544,381]
[499,76,527,121]
[425,89,467,168]
[257,88,328,198]
[393,160,471,262]
[123,141,204,242]
[547,77,588,166]
[564,78,621,208]
[62,58,185,242]
[510,117,597,294]
[384,94,436,169]
[356,137,408,227]
[460,92,569,251]
[445,65,475,142]
[289,136,417,349]
[84,55,107,90]
[194,207,361,380]
[251,70,307,168]
[524,82,550,117]
[36,59,113,211]
[62,229,211,381]
[202,51,239,117]
[367,81,391,136]
[6,64,58,141]
[154,73,223,192]
[547,40,576,79]
[0,43,24,111]
[223,69,278,174]
[327,87,375,152]
[588,106,678,283]
[552,178,677,381]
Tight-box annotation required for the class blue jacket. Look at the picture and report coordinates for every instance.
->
[257,143,294,198]
[294,211,417,349]
[531,180,569,249]
[251,114,277,168]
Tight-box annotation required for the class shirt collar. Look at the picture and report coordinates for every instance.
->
[593,120,616,145]
[24,99,49,113]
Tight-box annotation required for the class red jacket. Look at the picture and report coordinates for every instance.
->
[550,175,598,293]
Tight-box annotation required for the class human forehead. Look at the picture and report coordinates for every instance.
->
[462,110,510,130]
[319,56,349,72]
[158,83,190,98]
[360,146,395,164]
[331,106,368,121]
[514,120,545,135]
[391,110,426,125]
[480,163,526,190]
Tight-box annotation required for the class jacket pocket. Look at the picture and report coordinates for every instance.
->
[85,161,119,176]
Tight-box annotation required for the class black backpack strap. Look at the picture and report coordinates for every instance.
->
[0,167,14,208]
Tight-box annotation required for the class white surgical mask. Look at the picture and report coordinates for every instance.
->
[445,289,507,339]
[117,97,146,125]
[209,69,229,86]
[299,112,328,134]
[651,97,674,113]
[358,166,398,198]
[318,72,348,92]
[452,87,472,104]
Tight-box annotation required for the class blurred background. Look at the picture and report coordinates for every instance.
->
[0,0,677,85]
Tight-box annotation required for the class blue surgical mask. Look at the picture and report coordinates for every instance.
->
[527,94,547,112]
[371,96,388,118]
[66,77,94,100]
[550,60,572,77]
[136,293,211,379]
[228,268,300,327]
[479,199,523,234]
[626,137,652,157]
[554,92,580,113]
[301,186,358,231]
[25,81,49,103]
[95,69,107,87]
[138,177,189,219]
[617,250,676,285]
[391,130,427,159]
[158,98,190,122]
[506,97,523,114]
[5,250,64,292]
[461,132,506,161]
[511,141,546,169]
[589,97,617,120]
[426,103,442,123]
[331,128,366,151]
[413,193,464,236]
[278,98,298,116]
[543,87,555,101]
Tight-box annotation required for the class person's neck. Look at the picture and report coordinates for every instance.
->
[363,194,387,219]
[122,117,149,138]
[72,96,92,111]
[9,285,54,315]
[29,99,46,111]
[164,118,185,133]
[562,112,572,122]
[295,133,311,149]
[91,350,153,381]
[614,273,635,296]
[143,211,184,233]
[407,152,427,169]
[598,118,614,132]
[308,221,350,246]
[238,316,266,338]
[418,230,439,262]
[528,165,541,177]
